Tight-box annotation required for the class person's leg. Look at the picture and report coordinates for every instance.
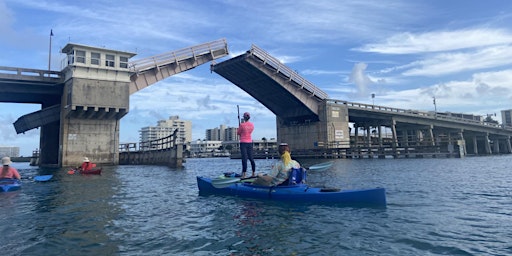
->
[247,143,256,176]
[240,143,248,177]
[252,175,272,186]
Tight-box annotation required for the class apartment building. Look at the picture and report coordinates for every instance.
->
[139,115,192,144]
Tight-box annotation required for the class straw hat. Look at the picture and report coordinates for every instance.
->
[83,157,90,162]
[1,156,12,166]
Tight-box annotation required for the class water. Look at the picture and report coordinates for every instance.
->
[1,155,511,256]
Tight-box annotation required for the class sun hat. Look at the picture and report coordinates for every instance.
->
[83,157,90,162]
[2,156,12,166]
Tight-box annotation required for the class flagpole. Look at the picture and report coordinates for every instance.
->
[48,29,53,74]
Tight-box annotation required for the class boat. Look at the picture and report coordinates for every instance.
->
[0,178,21,192]
[80,168,102,175]
[68,168,102,175]
[196,176,386,207]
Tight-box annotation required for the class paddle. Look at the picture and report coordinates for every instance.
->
[237,105,241,125]
[211,162,333,188]
[34,175,53,182]
[211,177,255,189]
[21,175,53,182]
[306,161,334,172]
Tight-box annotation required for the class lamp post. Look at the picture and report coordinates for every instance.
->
[371,93,375,107]
[433,96,437,119]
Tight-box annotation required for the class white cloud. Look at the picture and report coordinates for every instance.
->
[356,29,512,54]
[403,45,512,76]
[348,62,374,97]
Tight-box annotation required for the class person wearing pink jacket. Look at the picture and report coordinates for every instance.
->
[1,156,21,180]
[237,112,256,178]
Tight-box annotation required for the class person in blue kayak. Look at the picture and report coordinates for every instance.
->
[1,156,21,180]
[237,112,256,178]
[252,143,301,186]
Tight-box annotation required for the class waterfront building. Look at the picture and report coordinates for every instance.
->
[189,140,225,157]
[0,146,20,157]
[139,115,192,145]
[205,125,238,141]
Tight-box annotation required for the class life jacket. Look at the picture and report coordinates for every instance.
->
[286,167,307,185]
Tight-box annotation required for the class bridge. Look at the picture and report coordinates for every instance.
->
[0,39,228,167]
[1,39,512,167]
[211,44,512,157]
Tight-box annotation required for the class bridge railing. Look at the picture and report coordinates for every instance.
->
[329,99,511,130]
[119,130,179,152]
[128,38,228,73]
[0,66,62,80]
[248,45,328,99]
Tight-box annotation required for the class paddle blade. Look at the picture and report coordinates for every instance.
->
[211,177,240,188]
[308,161,334,172]
[67,169,75,175]
[34,175,53,182]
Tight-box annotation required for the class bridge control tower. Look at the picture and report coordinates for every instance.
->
[59,43,136,166]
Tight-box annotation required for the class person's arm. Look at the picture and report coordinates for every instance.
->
[237,123,243,136]
[12,168,21,180]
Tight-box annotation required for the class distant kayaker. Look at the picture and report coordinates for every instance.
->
[78,157,94,171]
[1,156,21,180]
[252,143,301,186]
[237,111,256,178]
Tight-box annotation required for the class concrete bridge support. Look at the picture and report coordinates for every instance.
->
[276,101,350,152]
[59,78,129,166]
[56,43,135,166]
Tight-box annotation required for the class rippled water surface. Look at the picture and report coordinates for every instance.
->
[1,155,511,255]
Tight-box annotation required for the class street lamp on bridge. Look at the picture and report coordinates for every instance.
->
[433,96,437,118]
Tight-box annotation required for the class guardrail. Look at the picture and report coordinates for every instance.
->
[128,38,228,73]
[249,45,328,99]
[329,99,512,131]
[0,66,62,79]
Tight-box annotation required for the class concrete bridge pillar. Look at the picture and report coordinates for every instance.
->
[391,119,398,158]
[276,101,350,152]
[57,43,135,166]
[493,137,500,154]
[472,136,479,155]
[484,134,492,154]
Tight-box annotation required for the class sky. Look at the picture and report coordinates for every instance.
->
[1,0,512,156]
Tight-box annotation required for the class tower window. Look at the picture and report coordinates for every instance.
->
[75,50,86,64]
[106,54,115,67]
[91,52,100,65]
[120,56,128,68]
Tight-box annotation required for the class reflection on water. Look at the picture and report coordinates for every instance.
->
[1,156,511,255]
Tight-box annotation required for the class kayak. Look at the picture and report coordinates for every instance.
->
[81,168,102,175]
[196,176,386,207]
[68,168,102,175]
[0,178,21,192]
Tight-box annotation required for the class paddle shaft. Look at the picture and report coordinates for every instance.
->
[237,105,241,125]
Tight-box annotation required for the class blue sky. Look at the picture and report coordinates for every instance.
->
[1,0,512,156]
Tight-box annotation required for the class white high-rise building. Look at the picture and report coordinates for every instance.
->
[0,146,20,157]
[139,116,192,145]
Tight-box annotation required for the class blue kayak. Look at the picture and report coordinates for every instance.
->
[196,176,386,207]
[0,178,22,192]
